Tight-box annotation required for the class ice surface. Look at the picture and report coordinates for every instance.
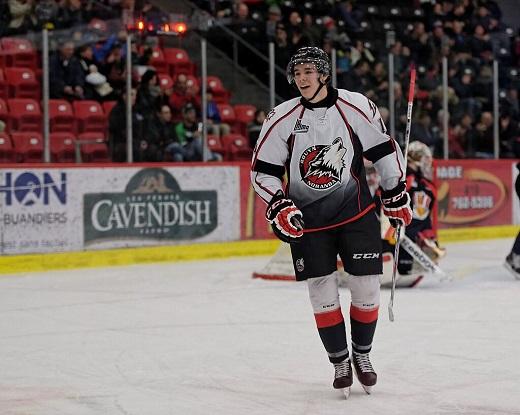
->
[0,237,519,414]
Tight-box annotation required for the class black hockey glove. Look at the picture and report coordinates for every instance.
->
[266,190,304,243]
[381,181,413,228]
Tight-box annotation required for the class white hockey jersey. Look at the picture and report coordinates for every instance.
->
[251,87,406,231]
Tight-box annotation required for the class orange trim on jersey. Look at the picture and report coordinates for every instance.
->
[304,203,375,233]
[314,308,344,328]
[350,305,379,323]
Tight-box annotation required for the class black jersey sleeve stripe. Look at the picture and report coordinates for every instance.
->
[252,159,286,180]
[363,140,396,162]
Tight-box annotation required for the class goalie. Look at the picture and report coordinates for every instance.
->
[379,141,446,287]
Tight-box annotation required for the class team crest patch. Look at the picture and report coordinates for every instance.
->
[412,191,431,220]
[296,258,305,272]
[299,137,347,190]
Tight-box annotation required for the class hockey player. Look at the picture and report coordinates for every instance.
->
[250,47,412,397]
[505,162,520,280]
[384,141,445,287]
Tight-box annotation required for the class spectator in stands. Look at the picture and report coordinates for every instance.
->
[411,112,438,151]
[449,113,474,158]
[340,58,371,94]
[49,40,85,100]
[265,4,282,40]
[169,103,203,162]
[7,0,35,34]
[170,74,200,122]
[335,0,363,34]
[34,0,58,29]
[301,13,322,47]
[101,42,126,94]
[136,69,161,120]
[206,90,231,138]
[247,109,266,149]
[56,0,85,29]
[499,109,520,158]
[473,111,495,158]
[108,87,146,162]
[148,104,179,161]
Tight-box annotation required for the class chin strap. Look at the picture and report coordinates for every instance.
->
[307,80,326,102]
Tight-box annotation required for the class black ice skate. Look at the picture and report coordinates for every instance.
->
[333,358,353,399]
[505,253,520,280]
[352,352,377,394]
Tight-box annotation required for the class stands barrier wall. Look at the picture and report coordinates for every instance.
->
[0,160,518,274]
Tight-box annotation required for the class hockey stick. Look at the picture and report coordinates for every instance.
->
[388,66,416,322]
[400,235,451,281]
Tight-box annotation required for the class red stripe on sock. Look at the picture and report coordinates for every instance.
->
[350,305,379,323]
[314,308,344,328]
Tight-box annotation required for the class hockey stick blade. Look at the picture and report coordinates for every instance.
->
[400,235,452,281]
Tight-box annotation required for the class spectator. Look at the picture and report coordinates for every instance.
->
[136,69,161,120]
[169,103,203,162]
[302,13,321,47]
[499,110,520,157]
[7,0,35,34]
[473,111,495,158]
[340,58,371,94]
[411,112,438,150]
[148,104,179,161]
[170,74,200,122]
[108,88,146,162]
[206,91,231,138]
[56,0,85,29]
[265,4,282,40]
[247,109,266,149]
[100,42,126,94]
[49,40,85,100]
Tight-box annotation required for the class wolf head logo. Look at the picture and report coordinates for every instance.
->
[300,137,347,190]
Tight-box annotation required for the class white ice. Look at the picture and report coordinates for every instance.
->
[1,237,519,415]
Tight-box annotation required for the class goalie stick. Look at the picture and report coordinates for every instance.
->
[400,235,451,281]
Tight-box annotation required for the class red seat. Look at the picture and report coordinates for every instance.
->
[207,134,225,156]
[0,98,8,131]
[102,100,117,116]
[207,76,230,104]
[157,73,174,91]
[49,99,75,133]
[11,131,43,162]
[4,67,40,99]
[164,48,195,77]
[7,98,41,132]
[182,74,200,95]
[0,38,37,69]
[73,101,106,134]
[77,132,110,162]
[0,68,8,99]
[221,133,253,161]
[0,132,15,162]
[216,103,236,125]
[50,132,76,162]
[148,47,168,74]
[233,104,256,135]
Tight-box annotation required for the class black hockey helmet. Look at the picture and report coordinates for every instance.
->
[286,47,331,85]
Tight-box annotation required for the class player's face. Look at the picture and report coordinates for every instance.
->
[293,63,324,100]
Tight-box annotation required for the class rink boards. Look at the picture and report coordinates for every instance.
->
[0,160,518,273]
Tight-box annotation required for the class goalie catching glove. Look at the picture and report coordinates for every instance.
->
[266,190,304,243]
[381,181,413,228]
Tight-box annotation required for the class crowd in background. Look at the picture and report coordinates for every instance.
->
[199,0,520,158]
[0,0,519,161]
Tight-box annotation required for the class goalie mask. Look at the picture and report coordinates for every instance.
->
[407,141,433,180]
[286,47,331,85]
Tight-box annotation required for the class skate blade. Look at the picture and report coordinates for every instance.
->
[361,384,372,394]
[341,387,351,399]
